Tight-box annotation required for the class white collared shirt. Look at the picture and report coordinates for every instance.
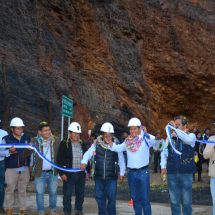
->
[152,138,165,151]
[42,138,52,170]
[110,133,155,169]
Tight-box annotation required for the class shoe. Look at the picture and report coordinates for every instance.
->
[75,211,83,215]
[18,210,27,215]
[38,212,45,215]
[6,209,12,215]
[128,199,133,206]
[0,208,5,214]
[64,213,71,215]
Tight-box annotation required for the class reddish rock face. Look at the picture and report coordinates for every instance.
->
[0,0,214,138]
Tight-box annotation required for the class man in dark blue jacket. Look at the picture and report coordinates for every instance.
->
[161,116,196,215]
[2,117,31,215]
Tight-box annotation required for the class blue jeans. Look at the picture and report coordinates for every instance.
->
[0,161,5,209]
[95,178,117,215]
[128,168,151,215]
[211,177,215,215]
[63,172,85,213]
[167,173,193,215]
[34,171,58,213]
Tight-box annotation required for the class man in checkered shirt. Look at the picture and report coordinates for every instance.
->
[57,122,86,215]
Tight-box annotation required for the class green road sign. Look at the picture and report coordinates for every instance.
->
[62,96,73,117]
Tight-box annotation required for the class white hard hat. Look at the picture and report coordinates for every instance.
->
[10,117,25,127]
[68,122,82,133]
[128,117,141,127]
[100,122,114,133]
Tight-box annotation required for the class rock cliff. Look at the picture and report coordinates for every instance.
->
[0,0,214,137]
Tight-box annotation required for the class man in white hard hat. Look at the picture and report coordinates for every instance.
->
[2,117,31,215]
[0,119,8,214]
[81,122,125,215]
[57,122,86,215]
[109,117,155,215]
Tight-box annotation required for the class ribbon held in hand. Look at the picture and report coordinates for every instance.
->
[165,124,215,155]
[0,143,81,172]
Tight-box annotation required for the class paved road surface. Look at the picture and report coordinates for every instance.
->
[11,194,212,215]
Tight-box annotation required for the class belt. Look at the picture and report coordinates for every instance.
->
[42,169,52,172]
[128,165,148,171]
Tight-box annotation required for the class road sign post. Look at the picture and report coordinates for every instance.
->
[61,96,73,140]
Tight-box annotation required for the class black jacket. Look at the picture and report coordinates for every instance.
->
[57,138,85,176]
[94,144,118,180]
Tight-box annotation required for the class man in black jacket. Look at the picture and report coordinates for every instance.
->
[57,122,85,215]
[81,122,125,215]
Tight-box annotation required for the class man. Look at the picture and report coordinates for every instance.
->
[24,121,59,215]
[160,116,196,215]
[120,131,133,206]
[0,119,8,214]
[200,128,211,165]
[81,122,125,215]
[203,135,215,215]
[121,131,129,143]
[194,132,203,181]
[3,117,31,215]
[110,117,155,215]
[202,128,210,140]
[152,131,164,173]
[57,122,86,215]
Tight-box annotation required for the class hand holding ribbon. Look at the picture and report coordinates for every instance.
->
[0,143,81,172]
[165,124,215,155]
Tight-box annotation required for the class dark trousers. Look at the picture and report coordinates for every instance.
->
[196,154,203,176]
[0,161,5,209]
[95,178,117,215]
[153,151,161,172]
[63,171,85,213]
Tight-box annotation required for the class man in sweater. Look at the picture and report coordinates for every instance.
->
[203,135,215,215]
[25,121,59,215]
[161,116,196,215]
[81,122,125,215]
